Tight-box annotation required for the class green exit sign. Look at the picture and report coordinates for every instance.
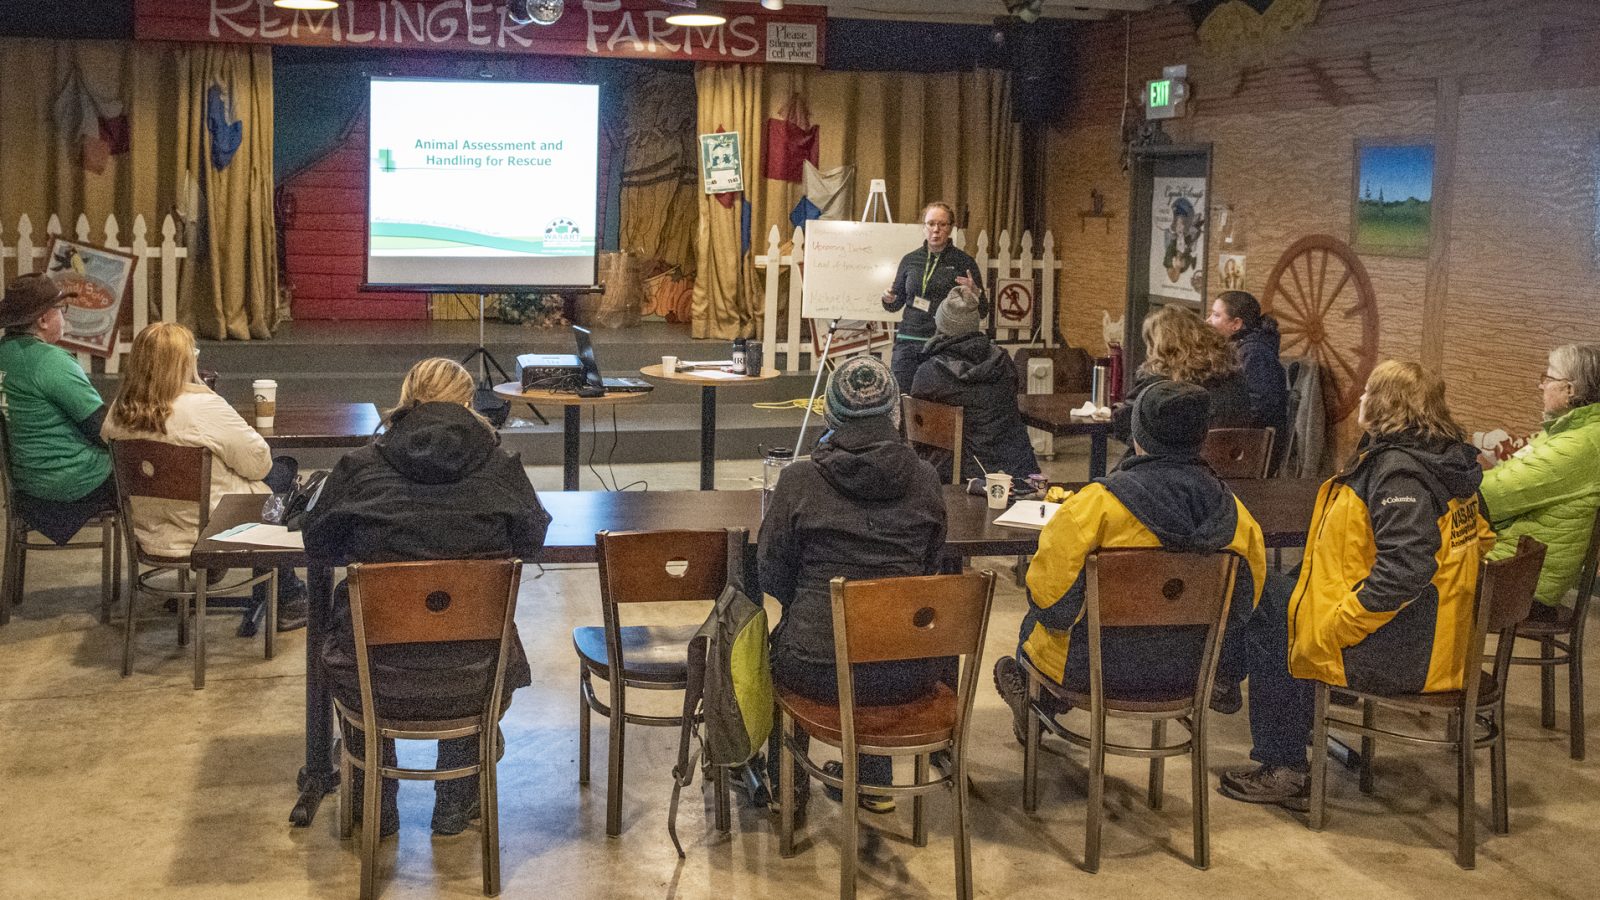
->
[1145,76,1185,120]
[1149,79,1172,108]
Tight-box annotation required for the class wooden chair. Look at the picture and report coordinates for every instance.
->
[1020,548,1241,873]
[1310,536,1546,869]
[576,528,744,836]
[109,439,277,689]
[1506,509,1600,760]
[1199,427,1276,479]
[0,413,121,626]
[336,559,521,900]
[777,570,996,900]
[903,396,964,484]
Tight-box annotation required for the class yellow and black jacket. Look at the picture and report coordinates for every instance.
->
[1022,455,1267,694]
[1287,434,1496,693]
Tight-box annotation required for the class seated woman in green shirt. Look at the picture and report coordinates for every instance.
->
[0,274,115,544]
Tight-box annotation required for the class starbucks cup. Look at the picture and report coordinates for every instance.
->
[252,379,278,428]
[985,472,1011,510]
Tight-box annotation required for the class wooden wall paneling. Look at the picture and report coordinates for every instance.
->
[1420,77,1459,370]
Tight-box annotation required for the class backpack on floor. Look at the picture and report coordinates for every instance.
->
[667,528,772,856]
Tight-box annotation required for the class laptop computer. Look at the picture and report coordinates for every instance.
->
[573,325,654,394]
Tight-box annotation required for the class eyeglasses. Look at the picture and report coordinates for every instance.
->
[923,220,953,230]
[1539,373,1571,387]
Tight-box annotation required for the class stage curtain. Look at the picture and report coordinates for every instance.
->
[692,64,766,340]
[0,39,277,341]
[618,67,699,278]
[691,64,1021,340]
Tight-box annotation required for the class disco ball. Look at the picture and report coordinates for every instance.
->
[508,0,564,26]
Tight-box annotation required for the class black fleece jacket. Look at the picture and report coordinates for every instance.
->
[881,242,987,340]
[911,331,1040,483]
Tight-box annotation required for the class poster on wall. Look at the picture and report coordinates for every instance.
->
[43,238,136,359]
[1149,177,1207,303]
[1351,141,1434,257]
[1218,252,1246,290]
[699,132,743,194]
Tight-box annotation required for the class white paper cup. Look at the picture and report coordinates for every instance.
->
[985,472,1011,510]
[252,379,278,429]
[661,355,679,374]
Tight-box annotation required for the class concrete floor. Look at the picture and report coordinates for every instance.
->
[3,453,1599,899]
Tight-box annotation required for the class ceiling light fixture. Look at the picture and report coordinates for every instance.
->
[507,0,566,26]
[664,3,728,27]
[273,0,340,9]
[761,0,785,9]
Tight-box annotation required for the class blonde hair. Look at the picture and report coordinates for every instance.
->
[109,322,198,435]
[1360,360,1466,443]
[921,201,955,225]
[1139,304,1241,385]
[384,357,490,430]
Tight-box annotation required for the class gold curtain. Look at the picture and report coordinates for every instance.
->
[618,67,699,277]
[690,64,1022,340]
[0,39,277,341]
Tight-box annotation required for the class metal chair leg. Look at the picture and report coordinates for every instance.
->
[122,562,138,677]
[1490,707,1509,835]
[100,518,114,624]
[1570,646,1586,761]
[482,729,502,896]
[841,749,859,899]
[1147,720,1166,810]
[953,746,973,900]
[1309,685,1330,831]
[1541,638,1557,728]
[1191,710,1210,870]
[338,738,354,839]
[577,667,591,785]
[1457,711,1476,870]
[0,532,15,626]
[713,765,731,833]
[913,753,928,847]
[1085,699,1106,874]
[193,571,207,690]
[176,569,189,647]
[264,570,277,660]
[779,712,796,858]
[1359,700,1376,795]
[1023,675,1041,812]
[605,679,626,836]
[360,752,380,900]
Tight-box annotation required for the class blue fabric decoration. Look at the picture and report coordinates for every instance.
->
[741,198,752,255]
[789,197,822,229]
[207,85,243,170]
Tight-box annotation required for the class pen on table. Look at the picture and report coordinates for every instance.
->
[1040,503,1046,520]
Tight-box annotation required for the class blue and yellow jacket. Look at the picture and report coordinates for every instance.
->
[1287,434,1495,693]
[1022,455,1267,692]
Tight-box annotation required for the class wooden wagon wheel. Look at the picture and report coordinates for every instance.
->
[1261,235,1379,424]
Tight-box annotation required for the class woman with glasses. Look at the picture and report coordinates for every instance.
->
[880,201,988,393]
[1480,344,1600,619]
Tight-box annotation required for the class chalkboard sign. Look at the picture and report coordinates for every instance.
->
[801,220,925,322]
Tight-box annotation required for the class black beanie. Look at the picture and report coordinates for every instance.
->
[1132,379,1211,457]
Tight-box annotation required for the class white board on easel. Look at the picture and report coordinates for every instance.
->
[801,219,924,322]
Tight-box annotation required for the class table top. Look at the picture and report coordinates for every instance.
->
[639,364,782,385]
[193,477,1321,570]
[239,402,382,449]
[1017,393,1112,435]
[492,381,652,407]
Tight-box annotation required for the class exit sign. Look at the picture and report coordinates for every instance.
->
[1145,76,1187,120]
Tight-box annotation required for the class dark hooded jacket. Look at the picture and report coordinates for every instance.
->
[1232,316,1290,470]
[911,331,1041,484]
[1021,453,1268,694]
[305,402,550,708]
[757,417,947,667]
[1112,370,1255,460]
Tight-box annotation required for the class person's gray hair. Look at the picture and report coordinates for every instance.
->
[1550,343,1600,407]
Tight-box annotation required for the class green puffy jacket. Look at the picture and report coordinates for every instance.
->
[1481,402,1600,606]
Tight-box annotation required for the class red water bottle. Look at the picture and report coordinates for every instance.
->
[1107,342,1124,404]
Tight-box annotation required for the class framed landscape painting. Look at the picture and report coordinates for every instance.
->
[1351,140,1434,257]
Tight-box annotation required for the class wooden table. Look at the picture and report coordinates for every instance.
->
[493,382,650,491]
[239,403,382,450]
[640,364,781,490]
[1017,393,1114,479]
[192,475,1321,829]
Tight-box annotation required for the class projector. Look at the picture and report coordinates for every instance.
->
[517,352,582,390]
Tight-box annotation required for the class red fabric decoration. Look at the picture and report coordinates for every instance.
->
[98,114,130,155]
[762,94,818,183]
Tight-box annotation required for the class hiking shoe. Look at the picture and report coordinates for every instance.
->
[821,761,895,813]
[993,656,1031,746]
[431,796,482,836]
[1218,764,1310,811]
[275,586,309,632]
[1210,679,1243,715]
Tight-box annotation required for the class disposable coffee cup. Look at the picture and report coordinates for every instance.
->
[252,379,278,429]
[661,355,679,374]
[985,472,1011,510]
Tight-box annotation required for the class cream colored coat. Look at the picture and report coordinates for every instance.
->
[102,384,273,559]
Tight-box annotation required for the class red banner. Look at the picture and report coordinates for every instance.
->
[134,0,826,65]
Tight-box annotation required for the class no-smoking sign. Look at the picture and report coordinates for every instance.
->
[994,277,1034,326]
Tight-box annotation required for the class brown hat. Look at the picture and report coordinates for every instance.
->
[0,274,73,328]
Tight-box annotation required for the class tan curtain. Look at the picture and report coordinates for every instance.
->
[618,67,699,277]
[692,64,766,340]
[692,64,1022,340]
[0,39,276,341]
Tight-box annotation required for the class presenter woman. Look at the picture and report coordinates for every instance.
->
[881,201,987,393]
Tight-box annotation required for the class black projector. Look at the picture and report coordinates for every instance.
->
[517,353,582,391]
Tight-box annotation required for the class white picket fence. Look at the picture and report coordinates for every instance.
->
[0,213,188,374]
[754,225,1062,373]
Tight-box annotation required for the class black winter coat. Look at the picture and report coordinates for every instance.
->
[304,402,550,709]
[1232,317,1290,470]
[757,417,947,667]
[881,243,986,340]
[1112,370,1256,457]
[911,332,1040,483]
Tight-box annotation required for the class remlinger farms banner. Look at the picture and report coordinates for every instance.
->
[135,0,825,64]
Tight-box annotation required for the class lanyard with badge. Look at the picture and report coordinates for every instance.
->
[913,251,941,312]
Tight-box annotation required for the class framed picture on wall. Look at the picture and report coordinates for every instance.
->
[43,237,137,359]
[1351,139,1435,257]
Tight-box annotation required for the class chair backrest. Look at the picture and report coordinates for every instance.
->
[1478,536,1546,700]
[903,396,964,484]
[108,439,213,561]
[1200,427,1276,479]
[1083,548,1241,708]
[345,558,522,724]
[593,528,745,672]
[828,570,997,753]
[0,412,18,512]
[1574,507,1600,627]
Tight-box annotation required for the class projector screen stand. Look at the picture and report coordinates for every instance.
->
[462,293,549,426]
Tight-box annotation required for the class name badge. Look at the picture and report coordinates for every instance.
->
[911,296,931,312]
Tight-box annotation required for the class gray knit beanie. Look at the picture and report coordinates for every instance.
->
[934,286,982,337]
[824,355,900,429]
